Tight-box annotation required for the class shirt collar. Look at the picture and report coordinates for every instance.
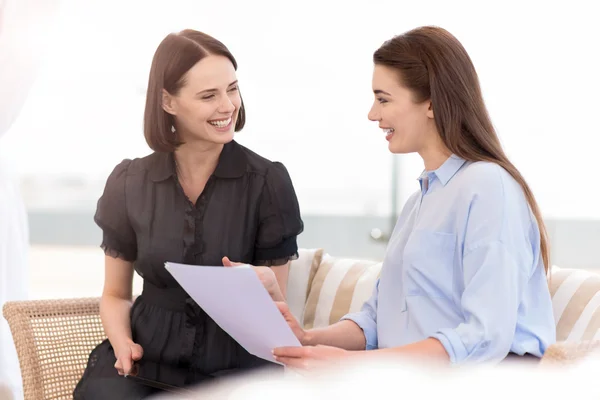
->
[418,154,466,187]
[149,140,247,182]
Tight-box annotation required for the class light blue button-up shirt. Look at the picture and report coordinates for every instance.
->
[342,155,556,364]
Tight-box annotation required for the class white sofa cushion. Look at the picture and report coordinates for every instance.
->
[287,248,324,324]
[302,254,382,329]
[550,265,600,342]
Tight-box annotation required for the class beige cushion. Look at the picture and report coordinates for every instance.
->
[287,248,324,324]
[550,266,600,342]
[303,254,382,329]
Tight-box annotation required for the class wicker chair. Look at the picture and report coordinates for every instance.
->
[2,298,106,400]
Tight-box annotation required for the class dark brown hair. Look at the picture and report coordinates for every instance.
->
[143,29,246,152]
[374,26,550,275]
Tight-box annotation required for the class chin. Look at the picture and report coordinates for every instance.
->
[210,130,235,144]
[388,143,409,154]
[388,137,419,154]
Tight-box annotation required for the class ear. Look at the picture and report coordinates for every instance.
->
[426,100,434,119]
[162,89,177,115]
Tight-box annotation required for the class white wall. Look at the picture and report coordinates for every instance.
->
[3,0,599,220]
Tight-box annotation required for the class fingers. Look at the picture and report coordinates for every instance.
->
[273,346,308,358]
[274,356,309,370]
[121,356,133,375]
[114,359,124,375]
[114,343,143,376]
[222,256,243,267]
[131,343,144,361]
[275,301,289,314]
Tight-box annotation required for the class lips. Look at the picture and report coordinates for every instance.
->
[382,128,395,141]
[208,117,232,128]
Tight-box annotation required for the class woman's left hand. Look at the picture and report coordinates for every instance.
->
[222,257,283,301]
[272,345,349,370]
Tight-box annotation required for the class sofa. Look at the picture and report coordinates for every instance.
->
[3,248,600,399]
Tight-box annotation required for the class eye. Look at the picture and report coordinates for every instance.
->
[202,94,216,100]
[377,97,388,104]
[228,85,239,92]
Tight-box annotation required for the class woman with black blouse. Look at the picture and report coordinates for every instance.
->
[73,29,304,399]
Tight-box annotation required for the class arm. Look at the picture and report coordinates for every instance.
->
[367,239,531,363]
[99,255,143,375]
[100,255,135,350]
[428,239,529,364]
[271,261,290,301]
[297,279,380,350]
[304,320,366,351]
[93,159,142,374]
[253,161,304,302]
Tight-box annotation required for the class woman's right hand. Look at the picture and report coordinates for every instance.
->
[275,302,307,344]
[113,339,144,375]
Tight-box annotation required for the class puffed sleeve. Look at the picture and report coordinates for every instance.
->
[93,159,137,262]
[253,162,304,266]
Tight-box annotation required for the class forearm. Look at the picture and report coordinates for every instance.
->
[372,338,449,362]
[100,294,134,348]
[271,262,290,302]
[303,320,366,351]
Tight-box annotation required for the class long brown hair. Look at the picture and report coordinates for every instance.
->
[143,29,246,152]
[374,26,550,276]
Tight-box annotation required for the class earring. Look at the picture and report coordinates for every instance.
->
[171,125,176,133]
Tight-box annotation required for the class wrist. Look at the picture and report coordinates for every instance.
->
[301,328,315,346]
[111,336,134,350]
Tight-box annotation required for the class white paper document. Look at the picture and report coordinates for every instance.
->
[164,262,301,364]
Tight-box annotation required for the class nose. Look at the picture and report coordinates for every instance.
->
[219,95,236,114]
[368,103,380,122]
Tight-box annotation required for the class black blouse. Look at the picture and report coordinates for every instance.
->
[75,140,304,394]
[95,139,304,274]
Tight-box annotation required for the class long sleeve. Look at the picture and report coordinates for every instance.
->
[341,279,380,350]
[430,166,540,364]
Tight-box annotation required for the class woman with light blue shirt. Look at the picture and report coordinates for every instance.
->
[272,26,556,367]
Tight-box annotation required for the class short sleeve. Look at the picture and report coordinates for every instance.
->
[94,159,137,262]
[253,162,304,266]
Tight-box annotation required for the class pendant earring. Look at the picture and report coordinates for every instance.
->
[171,125,176,134]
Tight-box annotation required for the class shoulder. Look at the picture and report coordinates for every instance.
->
[104,152,169,184]
[235,142,294,182]
[236,142,284,174]
[455,161,532,226]
[457,161,523,199]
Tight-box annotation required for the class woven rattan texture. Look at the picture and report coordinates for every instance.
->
[3,298,105,400]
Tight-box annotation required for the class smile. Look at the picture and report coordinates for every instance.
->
[208,117,232,128]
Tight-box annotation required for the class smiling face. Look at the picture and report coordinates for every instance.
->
[367,64,437,155]
[162,55,241,146]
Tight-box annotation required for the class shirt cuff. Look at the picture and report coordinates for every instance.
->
[430,328,469,365]
[340,312,378,350]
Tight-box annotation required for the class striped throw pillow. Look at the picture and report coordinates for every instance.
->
[287,248,324,324]
[550,266,600,342]
[302,254,382,329]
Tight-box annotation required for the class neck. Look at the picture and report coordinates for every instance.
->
[174,140,224,181]
[419,142,451,171]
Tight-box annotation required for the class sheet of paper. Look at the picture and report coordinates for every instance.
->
[164,262,301,364]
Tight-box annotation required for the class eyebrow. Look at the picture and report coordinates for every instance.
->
[373,89,391,96]
[197,80,239,95]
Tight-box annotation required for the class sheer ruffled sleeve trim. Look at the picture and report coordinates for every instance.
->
[100,232,136,262]
[254,230,299,267]
[255,253,299,267]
